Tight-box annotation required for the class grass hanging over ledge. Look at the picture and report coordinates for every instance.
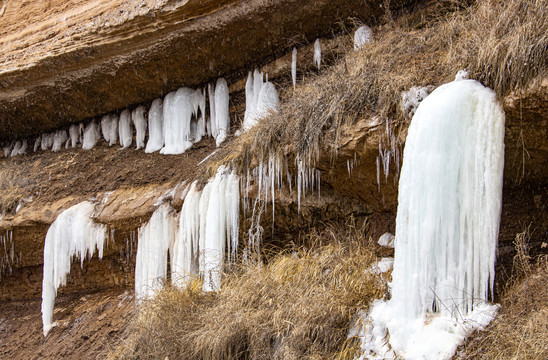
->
[110,225,387,360]
[206,0,547,176]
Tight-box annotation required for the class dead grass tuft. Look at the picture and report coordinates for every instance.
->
[208,0,547,175]
[110,226,385,360]
[456,228,548,360]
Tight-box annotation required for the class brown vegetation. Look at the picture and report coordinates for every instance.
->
[110,225,387,360]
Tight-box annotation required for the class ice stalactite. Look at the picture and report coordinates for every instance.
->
[161,88,193,154]
[376,117,402,191]
[41,133,54,151]
[134,203,177,301]
[51,130,68,152]
[354,25,373,50]
[119,109,133,149]
[242,69,279,132]
[0,230,15,280]
[132,105,147,150]
[362,79,505,360]
[314,39,321,70]
[214,78,230,147]
[41,201,107,337]
[172,182,201,288]
[400,86,433,119]
[145,98,164,153]
[82,120,101,150]
[68,124,82,148]
[10,140,28,157]
[200,166,239,291]
[101,114,119,146]
[291,47,297,90]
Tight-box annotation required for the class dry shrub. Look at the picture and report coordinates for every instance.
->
[456,228,548,359]
[111,227,385,360]
[208,0,547,175]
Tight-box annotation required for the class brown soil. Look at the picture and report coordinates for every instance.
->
[0,288,134,360]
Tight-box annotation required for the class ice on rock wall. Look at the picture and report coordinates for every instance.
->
[145,98,164,153]
[135,203,177,301]
[400,86,433,118]
[132,105,147,150]
[362,79,505,360]
[291,47,297,89]
[41,133,54,151]
[119,109,133,149]
[214,78,230,147]
[242,69,279,132]
[33,137,41,152]
[41,201,106,336]
[354,25,373,50]
[161,88,194,154]
[10,140,27,157]
[314,39,322,70]
[200,166,240,292]
[82,120,101,150]
[68,124,82,148]
[52,130,68,152]
[172,182,201,288]
[455,69,469,81]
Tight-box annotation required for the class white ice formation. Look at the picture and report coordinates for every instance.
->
[362,79,505,359]
[314,39,322,70]
[82,120,101,150]
[41,201,107,337]
[101,114,119,146]
[135,203,177,301]
[145,98,164,153]
[354,25,373,50]
[242,69,279,132]
[455,69,469,81]
[119,109,133,149]
[291,47,297,90]
[68,124,83,148]
[377,232,394,248]
[400,86,433,118]
[213,78,230,147]
[132,105,147,150]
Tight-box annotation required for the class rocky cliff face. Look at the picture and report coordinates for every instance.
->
[0,0,546,358]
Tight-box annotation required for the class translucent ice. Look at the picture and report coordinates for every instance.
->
[41,133,54,151]
[41,201,106,336]
[68,124,82,148]
[354,25,373,50]
[135,203,177,301]
[214,78,230,147]
[362,79,505,360]
[314,39,321,70]
[119,109,133,149]
[161,88,194,154]
[291,47,297,90]
[145,98,164,153]
[132,105,147,150]
[52,130,68,152]
[242,69,278,132]
[82,120,101,150]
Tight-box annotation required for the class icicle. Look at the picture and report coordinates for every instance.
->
[214,78,230,147]
[208,83,217,138]
[68,124,81,148]
[354,25,373,50]
[314,39,322,70]
[52,130,68,152]
[256,81,280,120]
[135,203,177,301]
[132,105,147,150]
[33,137,41,152]
[41,202,106,336]
[10,140,22,157]
[161,88,194,154]
[82,120,100,150]
[119,109,133,149]
[291,47,297,90]
[145,98,164,153]
[41,133,54,151]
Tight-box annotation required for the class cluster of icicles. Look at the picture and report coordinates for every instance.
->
[0,230,16,280]
[41,166,239,336]
[1,71,280,158]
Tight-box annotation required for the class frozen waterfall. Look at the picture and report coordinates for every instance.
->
[362,79,505,359]
[41,201,107,337]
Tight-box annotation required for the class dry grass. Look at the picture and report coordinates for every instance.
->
[208,0,547,175]
[456,228,548,360]
[110,225,386,360]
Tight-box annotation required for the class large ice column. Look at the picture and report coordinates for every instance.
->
[172,182,201,288]
[82,120,101,150]
[41,202,106,337]
[161,88,195,154]
[214,78,230,147]
[363,79,505,360]
[135,203,177,301]
[119,109,133,149]
[200,166,240,292]
[132,105,147,150]
[145,98,164,153]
